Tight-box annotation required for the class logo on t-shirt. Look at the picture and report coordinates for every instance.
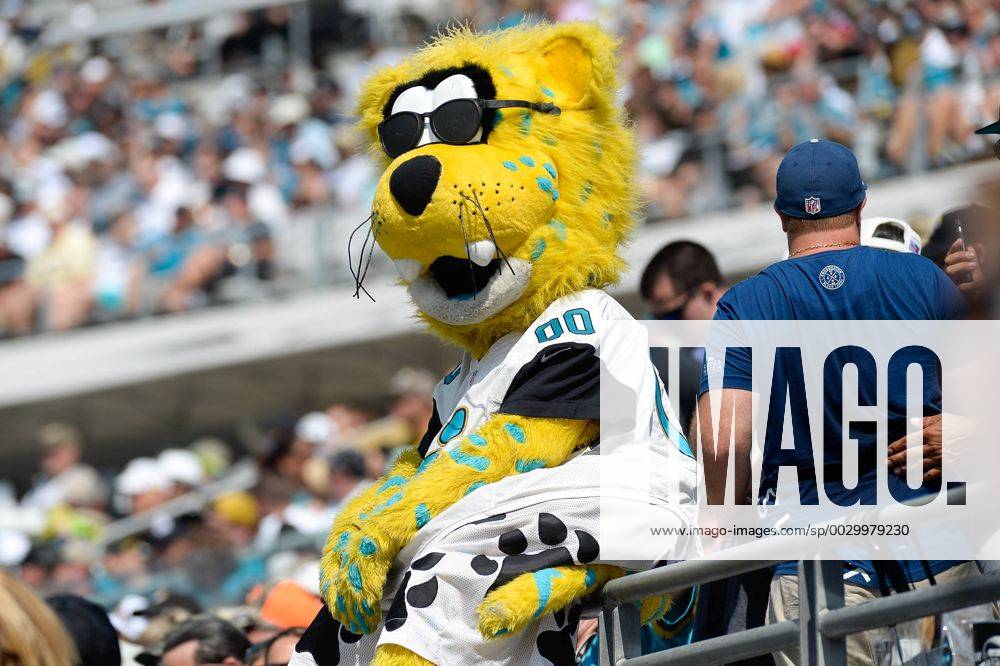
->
[819,264,846,290]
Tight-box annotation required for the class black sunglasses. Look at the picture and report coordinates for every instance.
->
[244,626,305,666]
[378,98,561,158]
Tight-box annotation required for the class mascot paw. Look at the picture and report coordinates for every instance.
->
[476,564,621,639]
[322,527,394,634]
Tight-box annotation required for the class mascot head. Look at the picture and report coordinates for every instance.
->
[357,22,637,357]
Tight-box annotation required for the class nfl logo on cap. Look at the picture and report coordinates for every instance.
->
[804,196,821,215]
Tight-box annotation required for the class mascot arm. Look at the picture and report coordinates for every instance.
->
[319,447,423,617]
[325,414,597,632]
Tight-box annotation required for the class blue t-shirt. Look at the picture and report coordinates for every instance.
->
[699,246,965,587]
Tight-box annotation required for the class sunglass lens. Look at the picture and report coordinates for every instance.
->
[431,99,482,144]
[379,113,422,158]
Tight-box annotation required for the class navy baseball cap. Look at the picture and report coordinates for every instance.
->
[774,139,867,219]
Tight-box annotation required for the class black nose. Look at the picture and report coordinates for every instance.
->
[389,155,441,216]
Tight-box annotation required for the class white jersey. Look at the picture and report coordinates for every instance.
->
[292,290,699,666]
[419,289,697,507]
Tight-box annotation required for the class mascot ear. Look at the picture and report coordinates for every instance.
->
[532,24,617,111]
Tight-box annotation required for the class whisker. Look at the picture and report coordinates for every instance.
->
[349,212,377,301]
[357,215,382,301]
[457,198,478,297]
[348,213,375,298]
[462,191,514,275]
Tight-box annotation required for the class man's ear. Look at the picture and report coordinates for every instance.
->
[531,24,618,110]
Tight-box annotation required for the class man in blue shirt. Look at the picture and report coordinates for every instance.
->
[697,139,972,665]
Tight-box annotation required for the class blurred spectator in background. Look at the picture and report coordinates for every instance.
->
[0,569,78,666]
[153,615,250,666]
[22,422,107,511]
[327,449,368,504]
[47,593,122,666]
[0,0,992,338]
[924,203,998,317]
[641,240,726,322]
[640,240,725,431]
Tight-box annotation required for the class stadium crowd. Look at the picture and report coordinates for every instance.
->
[0,365,439,664]
[0,0,996,335]
[1,1,1000,665]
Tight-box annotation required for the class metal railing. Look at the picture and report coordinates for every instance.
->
[599,557,1000,665]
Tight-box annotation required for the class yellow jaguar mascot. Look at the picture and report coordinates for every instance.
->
[291,21,698,666]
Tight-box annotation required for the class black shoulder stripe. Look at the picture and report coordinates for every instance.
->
[417,400,443,457]
[498,342,600,421]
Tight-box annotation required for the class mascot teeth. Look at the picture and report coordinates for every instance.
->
[467,240,497,267]
[394,259,423,283]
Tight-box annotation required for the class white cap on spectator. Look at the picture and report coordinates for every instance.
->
[109,594,150,642]
[76,131,117,164]
[223,148,267,184]
[0,529,30,566]
[158,448,205,487]
[80,56,112,85]
[295,412,337,447]
[116,457,171,496]
[155,112,187,142]
[861,216,922,254]
[61,465,109,507]
[268,93,310,127]
[36,182,71,221]
[31,89,68,129]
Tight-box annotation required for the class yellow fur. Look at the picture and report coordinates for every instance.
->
[357,22,638,357]
[371,643,436,666]
[324,415,597,632]
[320,21,647,646]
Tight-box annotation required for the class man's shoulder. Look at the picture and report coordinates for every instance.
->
[716,272,781,314]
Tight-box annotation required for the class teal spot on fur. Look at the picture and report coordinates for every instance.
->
[333,531,350,552]
[340,550,349,567]
[587,272,597,286]
[602,211,612,226]
[371,492,404,515]
[543,162,557,179]
[495,628,510,636]
[540,85,555,97]
[581,180,594,202]
[359,537,377,556]
[531,238,546,261]
[321,579,331,598]
[532,569,564,617]
[362,600,373,615]
[503,422,526,443]
[336,594,347,614]
[377,475,407,493]
[552,188,559,201]
[520,112,532,135]
[502,160,518,171]
[543,135,558,146]
[548,220,567,241]
[348,562,363,591]
[465,481,486,495]
[585,569,597,588]
[516,459,547,473]
[519,155,535,167]
[499,65,514,77]
[536,176,555,193]
[449,449,490,472]
[492,109,503,128]
[415,452,438,475]
[415,503,430,528]
[468,433,487,446]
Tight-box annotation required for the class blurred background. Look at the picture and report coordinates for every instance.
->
[0,0,996,645]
